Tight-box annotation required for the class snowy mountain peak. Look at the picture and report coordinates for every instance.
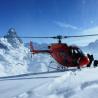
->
[4,28,23,48]
[7,28,16,36]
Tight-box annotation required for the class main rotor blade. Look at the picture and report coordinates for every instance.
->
[0,36,55,38]
[1,34,98,39]
[17,37,54,38]
[64,34,98,38]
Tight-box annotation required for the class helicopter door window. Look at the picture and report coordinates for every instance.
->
[71,49,78,56]
[71,48,84,58]
[71,49,74,54]
[71,49,75,53]
[74,50,78,54]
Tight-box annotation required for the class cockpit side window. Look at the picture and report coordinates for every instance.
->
[74,49,78,54]
[70,48,84,57]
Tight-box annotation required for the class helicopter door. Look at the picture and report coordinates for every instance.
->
[59,51,66,57]
[58,51,68,63]
[58,50,69,58]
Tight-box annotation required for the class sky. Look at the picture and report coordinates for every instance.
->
[0,0,98,45]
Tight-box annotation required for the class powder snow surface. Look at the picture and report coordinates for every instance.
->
[0,38,98,98]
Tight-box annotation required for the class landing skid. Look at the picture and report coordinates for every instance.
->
[48,60,81,72]
[48,65,79,72]
[48,65,67,71]
[48,61,67,71]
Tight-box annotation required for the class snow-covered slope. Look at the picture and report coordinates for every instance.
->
[0,37,28,76]
[0,28,55,76]
[1,28,98,98]
[0,67,98,98]
[81,39,98,58]
[33,67,98,98]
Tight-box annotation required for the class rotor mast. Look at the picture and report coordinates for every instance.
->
[55,35,63,43]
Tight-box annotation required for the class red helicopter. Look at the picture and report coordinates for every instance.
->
[29,35,95,69]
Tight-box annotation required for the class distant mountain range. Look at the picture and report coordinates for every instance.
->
[81,40,98,58]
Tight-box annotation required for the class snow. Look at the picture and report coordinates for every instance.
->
[0,30,98,98]
[0,38,52,75]
[1,66,98,98]
[0,39,28,75]
[33,68,98,98]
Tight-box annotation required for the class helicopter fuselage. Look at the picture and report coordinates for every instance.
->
[30,41,89,68]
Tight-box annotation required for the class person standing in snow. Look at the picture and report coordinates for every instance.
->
[87,54,94,67]
[93,60,98,67]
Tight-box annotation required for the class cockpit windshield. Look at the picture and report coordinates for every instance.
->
[77,48,84,55]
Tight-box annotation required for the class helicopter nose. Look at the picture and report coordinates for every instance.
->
[79,56,90,67]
